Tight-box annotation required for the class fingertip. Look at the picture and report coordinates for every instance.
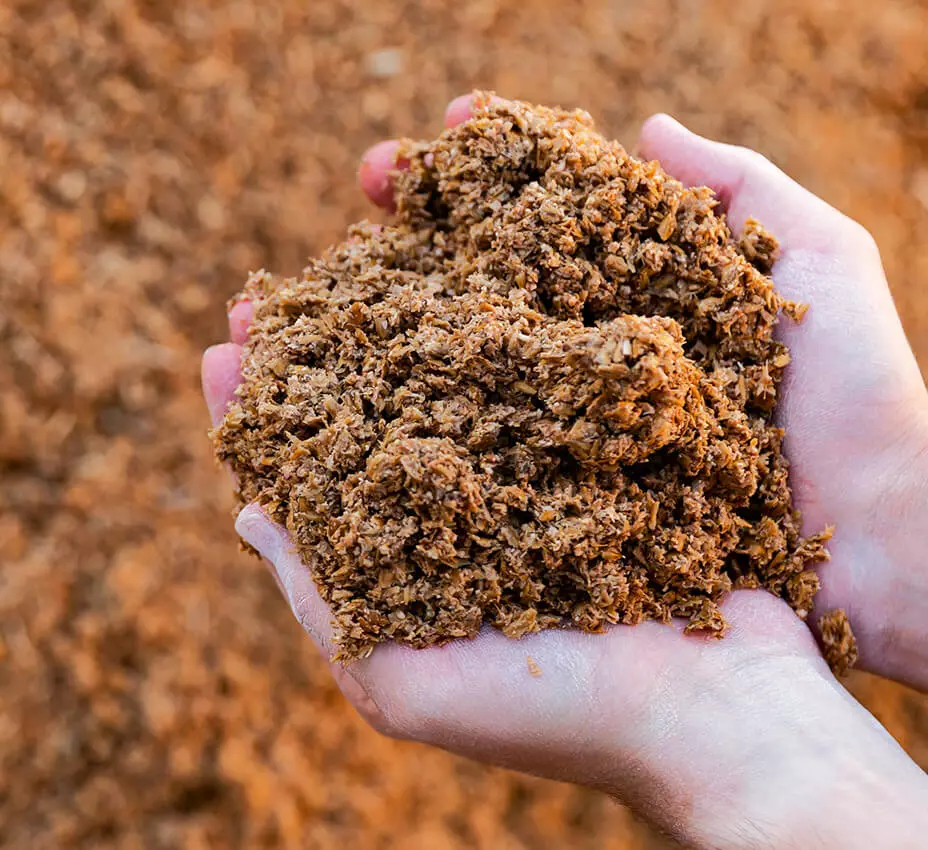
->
[636,112,687,160]
[445,92,506,128]
[228,299,252,345]
[359,139,403,210]
[444,94,474,128]
[235,503,286,564]
[201,342,244,427]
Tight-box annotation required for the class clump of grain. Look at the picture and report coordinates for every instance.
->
[215,94,853,669]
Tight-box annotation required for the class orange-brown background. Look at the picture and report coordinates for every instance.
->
[2,1,927,847]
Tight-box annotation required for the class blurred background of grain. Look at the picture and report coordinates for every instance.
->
[2,1,927,847]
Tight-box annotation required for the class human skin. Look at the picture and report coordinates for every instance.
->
[202,96,928,847]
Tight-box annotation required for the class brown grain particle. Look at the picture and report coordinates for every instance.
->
[818,609,859,676]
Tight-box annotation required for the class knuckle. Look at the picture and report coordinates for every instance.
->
[824,215,880,261]
[739,146,773,170]
[845,219,879,255]
[733,145,776,179]
[357,700,400,738]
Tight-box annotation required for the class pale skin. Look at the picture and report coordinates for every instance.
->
[202,95,928,848]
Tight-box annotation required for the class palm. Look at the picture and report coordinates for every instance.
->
[235,492,823,804]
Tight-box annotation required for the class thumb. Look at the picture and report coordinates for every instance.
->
[234,504,335,652]
[234,504,384,723]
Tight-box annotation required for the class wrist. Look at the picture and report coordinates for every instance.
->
[586,602,928,849]
[865,408,928,690]
[688,669,928,849]
[733,739,928,849]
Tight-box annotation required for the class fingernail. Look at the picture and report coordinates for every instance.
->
[235,505,291,610]
[235,504,285,573]
[201,345,225,427]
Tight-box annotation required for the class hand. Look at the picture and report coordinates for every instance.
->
[637,115,928,693]
[202,95,928,848]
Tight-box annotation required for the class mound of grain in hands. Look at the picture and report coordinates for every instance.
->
[214,94,850,666]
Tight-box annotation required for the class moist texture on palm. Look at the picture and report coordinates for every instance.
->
[215,95,835,662]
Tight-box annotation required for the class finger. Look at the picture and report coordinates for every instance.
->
[637,114,869,253]
[358,140,404,210]
[201,343,243,427]
[445,92,505,128]
[228,300,252,345]
[359,94,503,210]
[235,504,394,725]
[444,94,475,128]
[636,113,921,402]
[235,504,335,646]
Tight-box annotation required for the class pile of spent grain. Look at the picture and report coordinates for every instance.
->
[215,94,843,663]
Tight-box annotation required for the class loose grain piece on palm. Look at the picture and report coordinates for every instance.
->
[214,93,852,672]
[818,609,859,677]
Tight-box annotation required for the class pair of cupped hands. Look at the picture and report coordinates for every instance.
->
[203,95,928,848]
